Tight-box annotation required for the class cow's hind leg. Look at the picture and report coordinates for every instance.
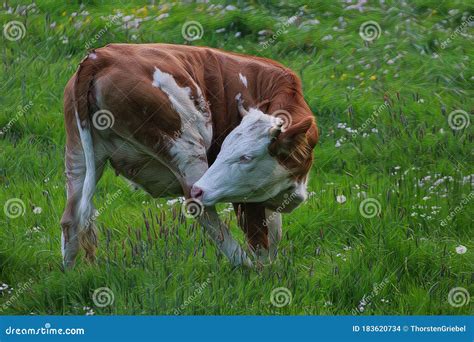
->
[61,131,106,269]
[61,147,88,268]
[61,149,105,268]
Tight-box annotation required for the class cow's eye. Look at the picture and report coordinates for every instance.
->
[239,155,253,163]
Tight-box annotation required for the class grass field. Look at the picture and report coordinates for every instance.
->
[0,0,473,315]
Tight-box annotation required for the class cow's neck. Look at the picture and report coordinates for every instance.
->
[199,53,313,163]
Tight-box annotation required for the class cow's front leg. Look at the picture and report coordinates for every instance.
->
[172,150,252,267]
[234,203,268,265]
[196,206,252,267]
[234,204,282,265]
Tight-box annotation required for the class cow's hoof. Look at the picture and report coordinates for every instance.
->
[230,250,253,268]
[252,247,276,266]
[242,255,254,268]
[62,260,75,271]
[237,254,254,268]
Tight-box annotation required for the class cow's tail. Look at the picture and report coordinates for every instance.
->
[72,52,99,251]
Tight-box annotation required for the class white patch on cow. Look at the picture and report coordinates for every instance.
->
[152,67,211,147]
[152,68,192,109]
[89,52,97,60]
[152,67,212,184]
[239,73,248,88]
[188,78,209,114]
[194,108,293,205]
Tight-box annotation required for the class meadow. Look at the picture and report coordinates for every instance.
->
[0,0,472,315]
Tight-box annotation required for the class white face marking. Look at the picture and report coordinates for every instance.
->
[89,52,97,60]
[194,108,297,205]
[152,67,212,184]
[239,73,248,88]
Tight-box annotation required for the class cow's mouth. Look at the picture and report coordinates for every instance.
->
[200,195,218,207]
[201,192,276,207]
[190,185,219,206]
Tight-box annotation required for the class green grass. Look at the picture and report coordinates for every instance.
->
[0,0,473,315]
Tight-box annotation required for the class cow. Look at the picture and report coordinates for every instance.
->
[61,43,318,269]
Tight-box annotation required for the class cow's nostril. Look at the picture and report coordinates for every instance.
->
[191,186,204,200]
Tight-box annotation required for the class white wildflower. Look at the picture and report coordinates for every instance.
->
[166,199,179,206]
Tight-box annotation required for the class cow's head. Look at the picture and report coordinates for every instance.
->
[191,95,317,212]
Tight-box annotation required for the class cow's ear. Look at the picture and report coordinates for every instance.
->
[270,117,314,157]
[281,117,313,139]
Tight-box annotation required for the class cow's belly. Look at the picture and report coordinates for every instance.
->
[101,137,183,198]
[115,158,183,198]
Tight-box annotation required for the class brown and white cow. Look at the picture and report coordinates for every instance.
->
[62,43,318,269]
